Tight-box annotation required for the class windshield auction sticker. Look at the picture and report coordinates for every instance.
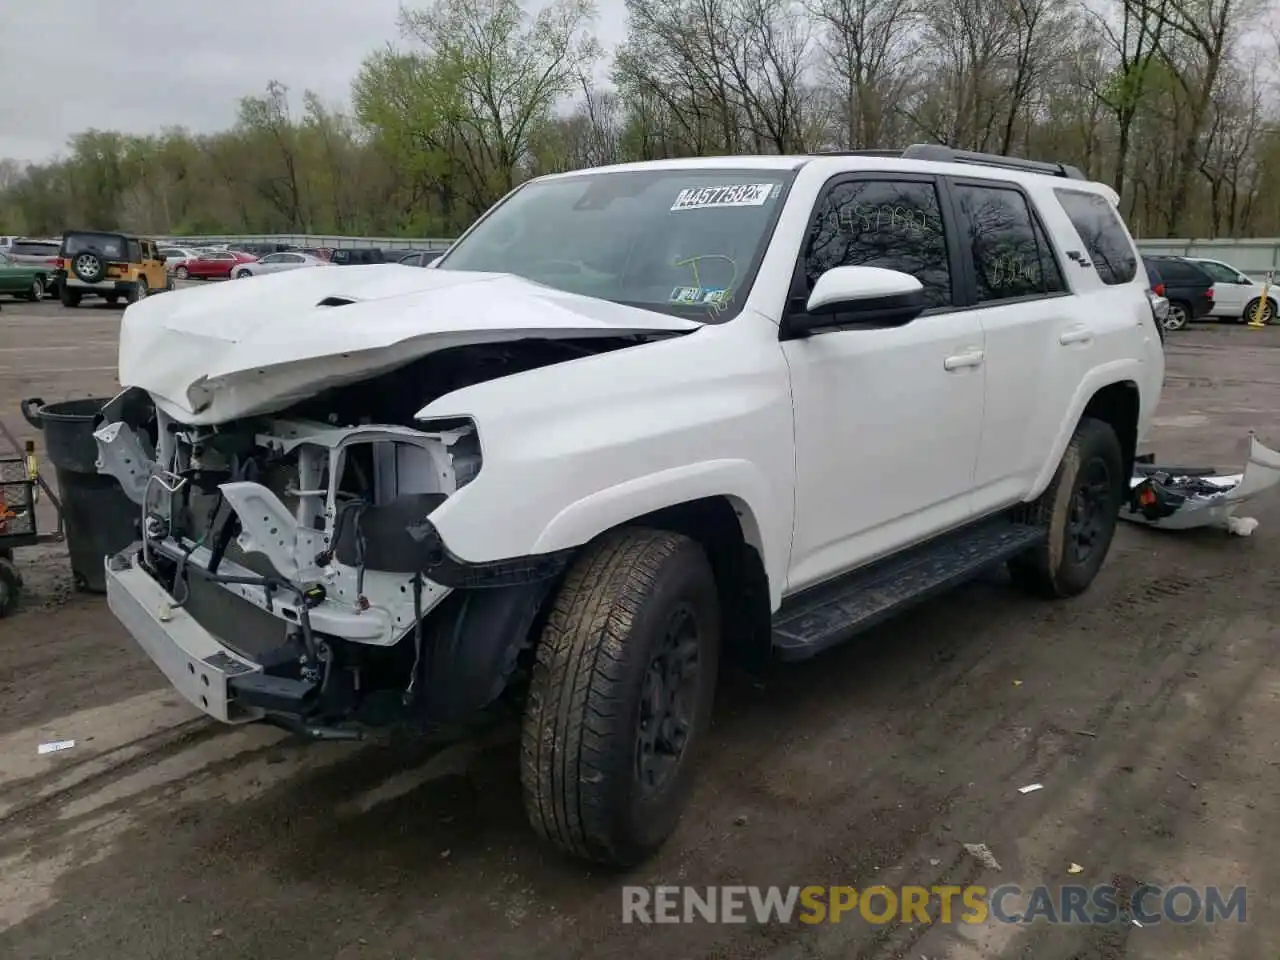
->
[670,184,775,211]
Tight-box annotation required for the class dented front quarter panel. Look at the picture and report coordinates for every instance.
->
[414,309,797,608]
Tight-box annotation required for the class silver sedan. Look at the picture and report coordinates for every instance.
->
[232,251,330,279]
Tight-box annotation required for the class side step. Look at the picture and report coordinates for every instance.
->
[771,517,1045,661]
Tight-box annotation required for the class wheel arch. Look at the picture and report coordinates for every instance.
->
[1030,371,1142,500]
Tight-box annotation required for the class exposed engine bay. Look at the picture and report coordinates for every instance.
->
[96,336,652,728]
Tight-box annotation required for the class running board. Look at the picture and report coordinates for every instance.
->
[771,517,1045,660]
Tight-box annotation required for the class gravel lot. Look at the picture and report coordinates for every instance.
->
[1,296,1278,960]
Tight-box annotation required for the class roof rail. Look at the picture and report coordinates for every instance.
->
[812,149,904,158]
[900,144,1087,180]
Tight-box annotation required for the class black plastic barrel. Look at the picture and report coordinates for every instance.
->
[20,397,139,593]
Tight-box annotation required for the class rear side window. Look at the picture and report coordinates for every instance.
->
[1054,189,1137,285]
[952,183,1065,302]
[1153,259,1207,284]
[11,241,57,256]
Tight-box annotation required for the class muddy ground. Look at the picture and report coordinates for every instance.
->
[0,297,1277,960]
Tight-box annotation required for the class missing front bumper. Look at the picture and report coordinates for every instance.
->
[106,546,265,724]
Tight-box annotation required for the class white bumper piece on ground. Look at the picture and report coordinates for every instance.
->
[105,548,264,724]
[1121,433,1280,531]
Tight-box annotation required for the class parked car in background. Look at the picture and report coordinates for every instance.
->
[179,250,258,280]
[158,246,203,275]
[8,238,61,295]
[1141,255,1213,331]
[299,247,334,261]
[329,248,387,265]
[55,231,172,306]
[1187,256,1277,324]
[398,250,445,267]
[231,251,329,279]
[229,242,292,258]
[0,250,53,301]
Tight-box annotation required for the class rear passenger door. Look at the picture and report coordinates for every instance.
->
[945,178,1077,513]
[781,173,986,592]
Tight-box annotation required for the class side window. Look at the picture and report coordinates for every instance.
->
[127,240,142,262]
[1196,261,1237,283]
[803,178,952,309]
[953,183,1062,302]
[260,254,281,264]
[1053,188,1138,285]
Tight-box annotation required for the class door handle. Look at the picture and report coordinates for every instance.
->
[1059,327,1094,345]
[943,350,984,370]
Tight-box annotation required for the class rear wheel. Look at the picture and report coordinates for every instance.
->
[127,280,147,304]
[234,268,252,279]
[102,294,120,305]
[175,265,189,279]
[1009,417,1125,599]
[1164,301,1190,331]
[59,285,81,308]
[521,528,720,866]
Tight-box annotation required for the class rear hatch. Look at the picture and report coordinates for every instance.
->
[61,232,138,279]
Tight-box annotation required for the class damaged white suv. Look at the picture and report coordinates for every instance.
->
[96,145,1164,866]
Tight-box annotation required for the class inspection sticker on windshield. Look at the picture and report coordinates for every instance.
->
[670,184,775,211]
[670,286,728,305]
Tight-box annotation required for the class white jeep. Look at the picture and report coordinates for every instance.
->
[95,145,1164,866]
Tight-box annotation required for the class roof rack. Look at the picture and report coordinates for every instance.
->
[900,143,1086,180]
[812,149,905,158]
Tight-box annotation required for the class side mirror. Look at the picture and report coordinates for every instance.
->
[789,266,926,336]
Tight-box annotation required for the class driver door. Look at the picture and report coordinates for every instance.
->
[781,174,985,593]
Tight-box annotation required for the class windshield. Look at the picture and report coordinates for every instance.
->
[436,168,797,320]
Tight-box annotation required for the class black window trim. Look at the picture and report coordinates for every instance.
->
[783,171,968,332]
[1053,185,1139,286]
[943,175,1071,311]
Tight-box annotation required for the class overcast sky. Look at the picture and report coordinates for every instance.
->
[1,0,627,165]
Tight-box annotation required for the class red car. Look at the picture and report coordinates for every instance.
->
[178,250,258,280]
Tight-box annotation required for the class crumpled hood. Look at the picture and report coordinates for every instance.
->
[118,264,701,424]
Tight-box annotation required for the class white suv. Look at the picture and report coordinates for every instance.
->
[95,145,1164,866]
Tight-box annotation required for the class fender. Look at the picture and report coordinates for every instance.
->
[1028,358,1146,499]
[529,459,785,607]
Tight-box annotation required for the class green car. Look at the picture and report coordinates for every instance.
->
[0,249,51,301]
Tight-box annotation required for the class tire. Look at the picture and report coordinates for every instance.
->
[1244,298,1276,325]
[1164,301,1190,331]
[1009,417,1126,599]
[102,294,119,305]
[127,280,147,304]
[59,285,81,308]
[521,528,721,866]
[26,277,43,302]
[71,252,104,283]
[0,556,20,618]
[234,268,252,279]
[175,265,189,279]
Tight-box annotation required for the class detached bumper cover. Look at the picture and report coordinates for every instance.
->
[105,545,264,724]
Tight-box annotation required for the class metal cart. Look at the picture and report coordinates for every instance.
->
[0,418,64,616]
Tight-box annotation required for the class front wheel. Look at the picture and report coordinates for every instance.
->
[1244,298,1276,325]
[1009,417,1125,599]
[1164,301,1190,331]
[521,528,721,866]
